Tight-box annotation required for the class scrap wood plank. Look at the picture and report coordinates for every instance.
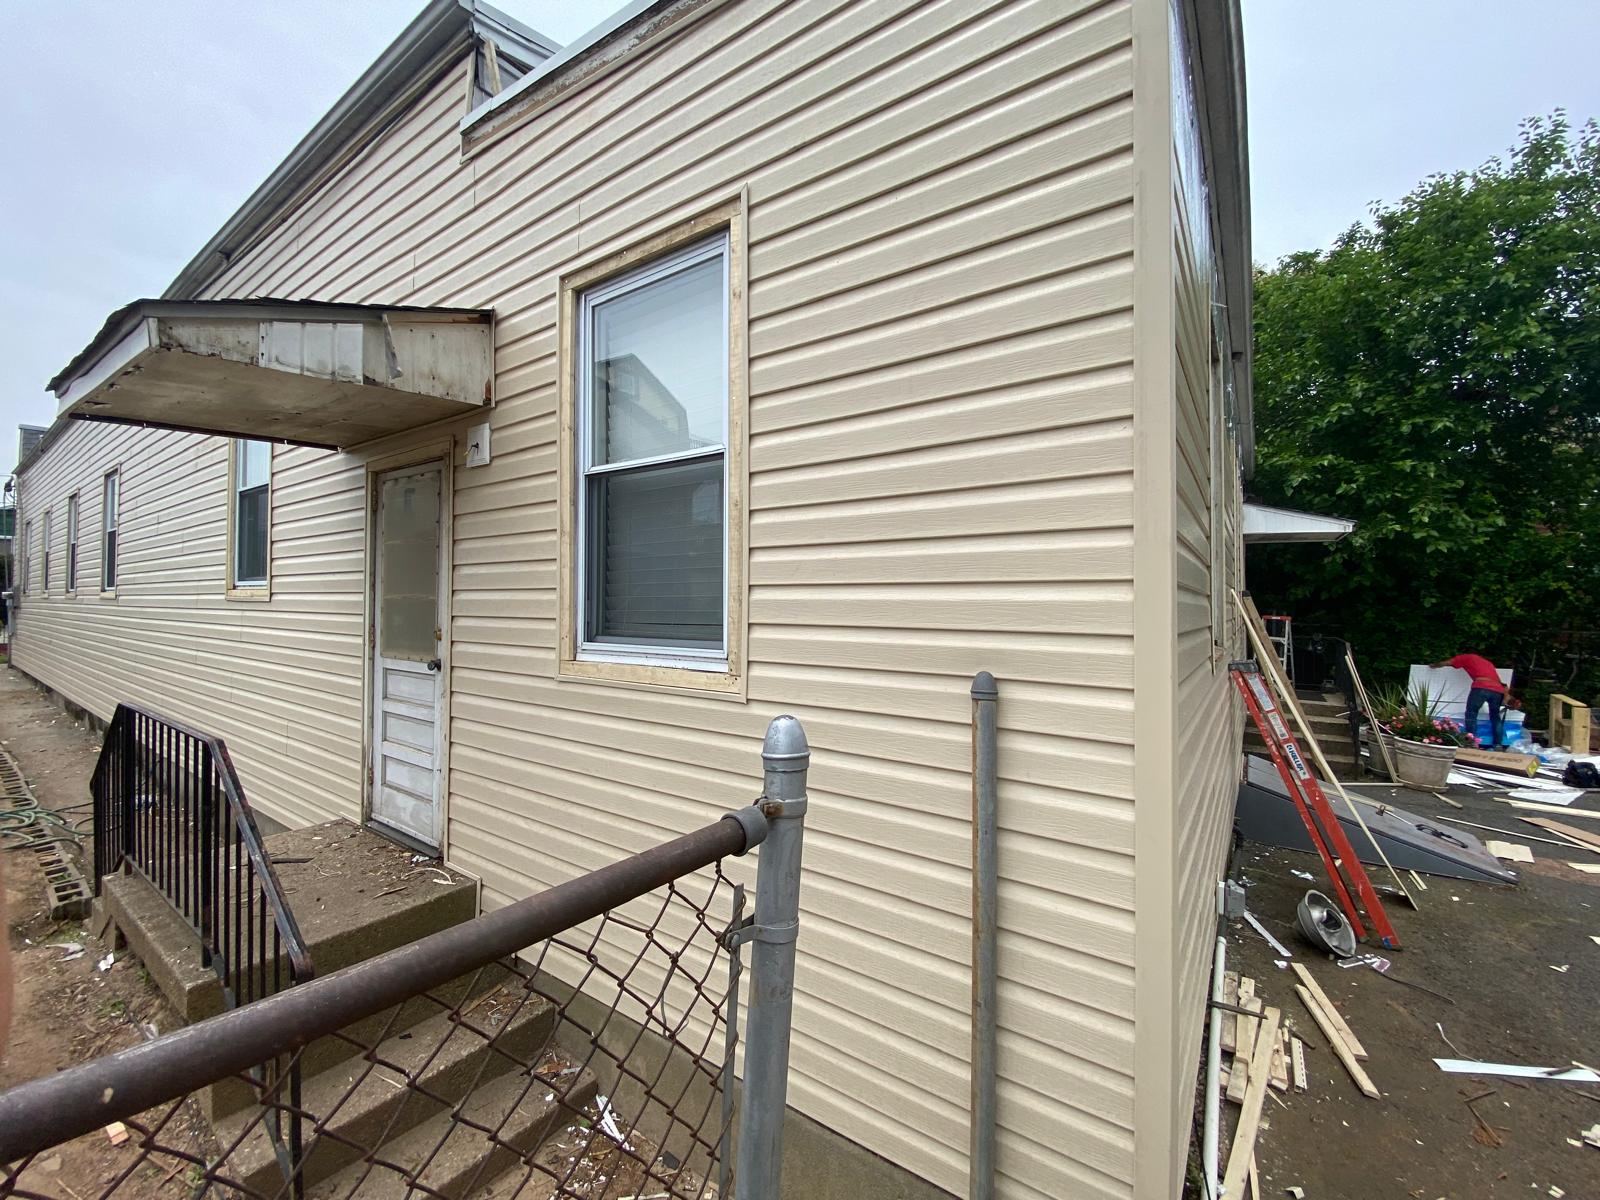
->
[1295,984,1380,1099]
[1222,1006,1284,1200]
[1520,816,1600,854]
[1221,972,1240,1053]
[1290,1036,1308,1091]
[1504,800,1600,819]
[1484,839,1535,864]
[1269,1028,1290,1091]
[1290,963,1368,1059]
[1228,992,1263,1104]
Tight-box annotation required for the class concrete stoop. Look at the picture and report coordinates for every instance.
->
[96,820,590,1198]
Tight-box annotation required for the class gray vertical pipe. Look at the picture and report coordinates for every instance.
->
[969,672,999,1200]
[735,714,809,1199]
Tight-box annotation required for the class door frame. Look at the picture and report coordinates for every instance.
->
[362,440,453,857]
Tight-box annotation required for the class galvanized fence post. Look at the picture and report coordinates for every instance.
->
[734,715,809,1199]
[969,673,999,1200]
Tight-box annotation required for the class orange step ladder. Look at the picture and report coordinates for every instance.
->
[1231,659,1402,950]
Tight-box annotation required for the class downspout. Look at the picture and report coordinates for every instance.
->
[969,672,999,1200]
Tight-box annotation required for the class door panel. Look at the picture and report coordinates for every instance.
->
[370,464,443,850]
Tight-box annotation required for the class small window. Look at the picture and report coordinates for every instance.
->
[41,510,51,592]
[21,520,31,595]
[231,440,271,590]
[102,470,119,591]
[576,235,729,665]
[65,494,79,592]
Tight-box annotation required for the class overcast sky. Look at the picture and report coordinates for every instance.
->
[2,1,1597,451]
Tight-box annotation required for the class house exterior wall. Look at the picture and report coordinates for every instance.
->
[19,2,1150,1195]
[1129,0,1246,1194]
[11,427,368,832]
[16,1,1255,1194]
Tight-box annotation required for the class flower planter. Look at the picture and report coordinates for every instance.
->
[1387,735,1457,791]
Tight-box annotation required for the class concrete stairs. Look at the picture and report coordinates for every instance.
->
[95,820,594,1198]
[1242,692,1361,781]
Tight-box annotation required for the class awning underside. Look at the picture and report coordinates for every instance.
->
[1243,502,1355,544]
[50,299,493,450]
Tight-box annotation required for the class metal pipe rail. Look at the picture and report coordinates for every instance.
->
[0,806,768,1165]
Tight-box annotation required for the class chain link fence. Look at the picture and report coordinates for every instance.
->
[0,718,811,1200]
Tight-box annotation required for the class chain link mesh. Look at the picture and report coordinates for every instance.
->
[1,862,743,1200]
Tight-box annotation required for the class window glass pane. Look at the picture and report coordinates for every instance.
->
[104,474,118,529]
[237,440,271,490]
[378,471,440,661]
[236,487,268,584]
[104,530,117,588]
[588,456,723,647]
[590,254,725,466]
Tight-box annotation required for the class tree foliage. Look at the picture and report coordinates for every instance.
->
[1248,115,1600,698]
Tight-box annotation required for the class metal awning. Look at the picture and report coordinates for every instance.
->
[48,299,493,450]
[1243,502,1355,544]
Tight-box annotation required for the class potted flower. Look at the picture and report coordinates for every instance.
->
[1366,682,1476,790]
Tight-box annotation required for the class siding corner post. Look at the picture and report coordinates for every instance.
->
[735,715,809,1199]
[969,672,999,1200]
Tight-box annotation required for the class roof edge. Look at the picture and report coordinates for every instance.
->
[1183,0,1254,475]
[162,0,557,302]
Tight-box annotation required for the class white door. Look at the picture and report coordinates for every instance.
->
[369,463,444,850]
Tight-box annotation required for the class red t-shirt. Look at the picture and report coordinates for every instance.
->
[1450,654,1506,694]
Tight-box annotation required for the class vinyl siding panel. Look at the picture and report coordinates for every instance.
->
[1163,10,1246,1188]
[19,1,1145,1195]
[11,427,365,832]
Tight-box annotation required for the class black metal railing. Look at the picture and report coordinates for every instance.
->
[89,703,314,1184]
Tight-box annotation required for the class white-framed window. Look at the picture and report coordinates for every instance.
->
[102,469,119,592]
[574,233,730,669]
[41,510,51,592]
[231,439,271,590]
[65,493,79,592]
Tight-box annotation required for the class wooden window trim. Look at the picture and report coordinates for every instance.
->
[556,195,748,699]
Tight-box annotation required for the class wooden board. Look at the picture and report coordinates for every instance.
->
[1269,1028,1290,1091]
[1567,862,1600,874]
[1291,963,1368,1059]
[1550,693,1592,755]
[1295,984,1380,1099]
[1228,991,1262,1105]
[1455,746,1540,777]
[1290,1036,1308,1091]
[1501,799,1600,819]
[1222,1006,1284,1200]
[1520,817,1600,855]
[1221,972,1240,1053]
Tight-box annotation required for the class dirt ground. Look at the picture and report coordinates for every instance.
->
[0,668,213,1198]
[1217,774,1600,1199]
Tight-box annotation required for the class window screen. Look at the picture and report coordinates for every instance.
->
[578,236,728,656]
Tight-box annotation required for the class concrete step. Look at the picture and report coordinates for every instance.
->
[220,987,559,1194]
[98,821,478,1024]
[307,1063,599,1200]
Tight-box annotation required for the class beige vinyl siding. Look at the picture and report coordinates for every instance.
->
[12,424,366,832]
[1154,0,1247,1190]
[188,1,1143,1194]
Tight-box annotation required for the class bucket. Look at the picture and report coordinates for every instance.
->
[1389,736,1457,790]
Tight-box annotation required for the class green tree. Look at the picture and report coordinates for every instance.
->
[1249,114,1600,704]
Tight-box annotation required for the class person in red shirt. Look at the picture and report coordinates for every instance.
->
[1429,652,1509,748]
